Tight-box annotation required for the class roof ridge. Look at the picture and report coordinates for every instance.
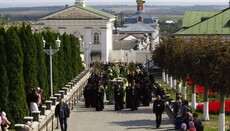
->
[175,8,230,35]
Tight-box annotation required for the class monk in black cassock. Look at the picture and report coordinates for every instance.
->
[84,79,93,108]
[114,84,124,111]
[95,83,104,111]
[125,84,132,108]
[91,79,97,107]
[130,85,138,111]
[142,78,151,106]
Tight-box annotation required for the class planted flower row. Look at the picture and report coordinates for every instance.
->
[197,101,230,114]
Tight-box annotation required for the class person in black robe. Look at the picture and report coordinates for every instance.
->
[114,84,124,111]
[130,85,138,111]
[125,84,132,108]
[95,85,104,111]
[84,84,92,108]
[91,80,97,108]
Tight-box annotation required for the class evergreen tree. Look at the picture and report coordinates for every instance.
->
[34,33,49,99]
[19,24,38,93]
[57,35,67,88]
[70,35,83,76]
[6,26,28,125]
[62,33,73,81]
[0,27,9,113]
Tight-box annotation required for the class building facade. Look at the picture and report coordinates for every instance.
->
[34,0,115,65]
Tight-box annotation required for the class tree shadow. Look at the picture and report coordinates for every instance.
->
[110,119,174,130]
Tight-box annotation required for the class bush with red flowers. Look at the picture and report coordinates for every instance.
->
[196,101,230,114]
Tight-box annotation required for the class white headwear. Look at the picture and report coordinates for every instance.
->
[1,111,6,117]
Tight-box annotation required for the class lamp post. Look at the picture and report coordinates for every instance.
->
[81,42,92,68]
[43,37,61,97]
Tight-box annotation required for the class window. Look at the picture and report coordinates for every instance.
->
[93,32,100,44]
[138,16,142,22]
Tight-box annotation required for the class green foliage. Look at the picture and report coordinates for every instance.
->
[34,33,49,99]
[0,25,83,125]
[5,26,29,125]
[70,35,83,75]
[19,24,38,93]
[0,27,9,113]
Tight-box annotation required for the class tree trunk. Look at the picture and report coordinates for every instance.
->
[169,76,173,87]
[191,85,196,109]
[166,73,169,84]
[173,79,177,90]
[176,80,181,93]
[181,80,187,99]
[203,86,210,120]
[162,70,166,82]
[218,92,225,131]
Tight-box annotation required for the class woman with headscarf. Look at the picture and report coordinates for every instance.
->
[1,111,11,131]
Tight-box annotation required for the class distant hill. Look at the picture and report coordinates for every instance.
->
[0,5,228,21]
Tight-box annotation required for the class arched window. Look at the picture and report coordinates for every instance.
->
[138,16,142,22]
[93,32,100,44]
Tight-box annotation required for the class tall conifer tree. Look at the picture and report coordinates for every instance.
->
[70,35,83,76]
[6,26,28,124]
[0,27,9,113]
[34,33,49,99]
[19,24,38,93]
[63,33,73,81]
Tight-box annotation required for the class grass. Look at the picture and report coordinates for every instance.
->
[157,80,230,131]
[154,15,184,22]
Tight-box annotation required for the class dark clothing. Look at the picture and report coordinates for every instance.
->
[96,87,104,111]
[142,87,150,106]
[59,118,67,131]
[155,113,162,128]
[194,119,204,131]
[125,87,131,108]
[55,103,70,131]
[84,85,92,108]
[114,86,124,111]
[130,87,138,110]
[155,87,165,99]
[153,99,165,127]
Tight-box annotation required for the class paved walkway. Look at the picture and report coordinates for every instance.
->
[55,97,174,131]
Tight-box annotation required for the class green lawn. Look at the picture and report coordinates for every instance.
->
[155,15,184,22]
[157,80,230,131]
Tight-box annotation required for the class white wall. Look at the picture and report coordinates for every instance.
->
[109,50,152,63]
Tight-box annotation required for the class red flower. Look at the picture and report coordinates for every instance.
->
[196,101,230,114]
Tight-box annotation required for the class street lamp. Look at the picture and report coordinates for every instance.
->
[81,42,92,68]
[43,37,61,96]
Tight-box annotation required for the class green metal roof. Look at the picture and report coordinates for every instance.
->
[77,5,115,19]
[175,8,230,35]
[182,11,220,28]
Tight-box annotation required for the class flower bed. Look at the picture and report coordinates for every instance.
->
[197,101,230,114]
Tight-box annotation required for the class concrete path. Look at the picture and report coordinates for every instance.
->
[55,97,174,131]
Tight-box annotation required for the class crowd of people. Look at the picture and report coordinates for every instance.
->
[26,87,43,114]
[84,62,156,111]
[173,93,204,131]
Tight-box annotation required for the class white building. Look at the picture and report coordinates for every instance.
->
[34,0,115,66]
[110,0,160,63]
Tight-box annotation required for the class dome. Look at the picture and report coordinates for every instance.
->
[136,0,145,4]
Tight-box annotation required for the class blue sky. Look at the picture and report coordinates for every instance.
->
[0,0,228,7]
